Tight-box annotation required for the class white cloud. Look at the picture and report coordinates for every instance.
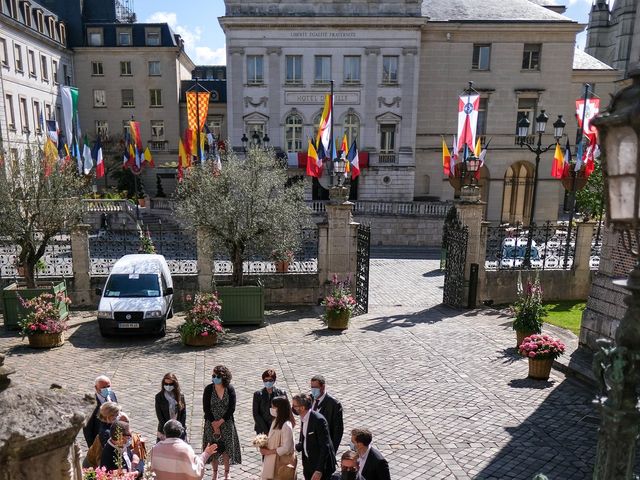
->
[145,11,222,64]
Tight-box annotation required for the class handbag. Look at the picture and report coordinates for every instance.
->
[85,436,103,468]
[210,433,226,454]
[274,452,296,480]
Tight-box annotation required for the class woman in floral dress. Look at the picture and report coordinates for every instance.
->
[202,365,241,480]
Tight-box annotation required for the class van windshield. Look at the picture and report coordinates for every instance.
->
[104,274,161,298]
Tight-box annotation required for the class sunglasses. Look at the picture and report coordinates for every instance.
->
[263,378,275,382]
[163,382,174,386]
[213,374,222,379]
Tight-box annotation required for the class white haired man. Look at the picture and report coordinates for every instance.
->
[83,375,119,446]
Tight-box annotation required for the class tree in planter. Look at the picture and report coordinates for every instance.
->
[175,146,310,286]
[575,160,604,222]
[0,147,89,287]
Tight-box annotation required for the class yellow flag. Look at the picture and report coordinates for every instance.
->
[474,137,482,157]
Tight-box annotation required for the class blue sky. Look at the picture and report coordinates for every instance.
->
[134,0,598,66]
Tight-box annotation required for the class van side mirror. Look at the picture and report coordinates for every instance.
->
[95,287,103,296]
[164,287,174,296]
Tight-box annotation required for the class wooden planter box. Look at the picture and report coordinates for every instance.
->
[1,281,69,330]
[217,286,264,326]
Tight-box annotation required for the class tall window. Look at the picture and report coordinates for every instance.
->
[45,103,52,120]
[0,38,7,66]
[285,55,302,84]
[314,55,331,83]
[380,124,396,152]
[343,113,360,145]
[284,113,303,153]
[87,29,103,46]
[148,60,161,76]
[477,98,488,136]
[5,94,15,129]
[149,89,162,107]
[120,61,132,76]
[247,55,264,84]
[121,89,134,107]
[344,56,361,83]
[28,49,36,77]
[146,30,161,46]
[151,120,165,140]
[19,96,29,132]
[14,43,23,71]
[40,55,48,81]
[516,98,537,135]
[522,44,541,70]
[93,89,106,107]
[382,56,398,84]
[95,120,109,137]
[52,59,58,83]
[472,44,491,70]
[63,64,70,85]
[32,101,42,132]
[91,61,103,76]
[118,30,132,46]
[59,23,66,45]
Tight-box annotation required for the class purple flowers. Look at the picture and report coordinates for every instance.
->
[18,291,70,336]
[178,292,224,341]
[518,334,566,360]
[322,275,356,315]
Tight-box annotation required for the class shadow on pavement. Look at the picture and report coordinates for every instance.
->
[422,269,445,278]
[495,347,527,366]
[359,304,462,332]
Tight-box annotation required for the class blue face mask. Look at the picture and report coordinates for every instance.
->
[311,387,321,399]
[212,376,222,385]
[100,387,112,398]
[349,441,356,451]
[264,381,274,389]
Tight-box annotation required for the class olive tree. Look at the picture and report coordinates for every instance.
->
[0,147,89,288]
[575,161,604,222]
[175,146,310,286]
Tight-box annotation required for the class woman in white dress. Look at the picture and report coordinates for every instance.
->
[259,395,296,480]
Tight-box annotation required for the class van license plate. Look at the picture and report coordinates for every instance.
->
[119,323,139,328]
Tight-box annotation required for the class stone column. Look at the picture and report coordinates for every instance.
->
[455,187,486,306]
[228,47,245,145]
[318,187,358,286]
[70,224,92,306]
[267,47,281,143]
[574,221,596,273]
[197,228,213,292]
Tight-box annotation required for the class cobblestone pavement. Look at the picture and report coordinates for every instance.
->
[0,250,622,479]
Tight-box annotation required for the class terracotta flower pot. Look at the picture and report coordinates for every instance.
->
[27,332,65,348]
[326,309,350,330]
[528,357,554,380]
[183,332,218,347]
[275,261,290,273]
[516,330,538,348]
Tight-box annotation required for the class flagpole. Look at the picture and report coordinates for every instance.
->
[329,80,334,186]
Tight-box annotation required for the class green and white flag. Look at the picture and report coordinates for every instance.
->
[60,86,78,151]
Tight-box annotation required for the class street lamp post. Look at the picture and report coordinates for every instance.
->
[516,110,566,268]
[591,66,640,480]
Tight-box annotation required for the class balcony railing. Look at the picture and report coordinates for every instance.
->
[307,200,451,217]
[149,141,167,151]
[377,153,397,164]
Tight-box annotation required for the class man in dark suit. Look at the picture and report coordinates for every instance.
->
[310,375,343,453]
[351,428,390,480]
[293,393,336,480]
[83,374,118,447]
[252,368,287,434]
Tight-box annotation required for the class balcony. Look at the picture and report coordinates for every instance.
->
[377,152,397,164]
[150,141,167,151]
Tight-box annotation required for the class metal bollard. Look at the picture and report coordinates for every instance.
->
[468,263,478,308]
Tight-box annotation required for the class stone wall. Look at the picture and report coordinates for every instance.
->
[353,214,443,246]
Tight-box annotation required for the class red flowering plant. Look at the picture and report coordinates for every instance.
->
[18,291,71,337]
[518,334,566,360]
[178,292,224,343]
[322,274,356,320]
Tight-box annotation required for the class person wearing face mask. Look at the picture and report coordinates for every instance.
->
[100,420,145,477]
[84,401,122,468]
[155,372,187,442]
[83,374,119,448]
[330,451,362,480]
[202,365,242,480]
[310,375,343,454]
[350,428,390,480]
[253,369,287,436]
[259,396,296,480]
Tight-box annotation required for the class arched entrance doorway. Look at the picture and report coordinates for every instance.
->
[501,161,534,225]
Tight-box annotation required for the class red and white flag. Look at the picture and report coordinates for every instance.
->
[576,98,600,136]
[457,94,480,154]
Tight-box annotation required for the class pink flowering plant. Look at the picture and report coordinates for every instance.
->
[510,273,545,333]
[518,334,566,360]
[322,274,356,318]
[178,292,224,342]
[18,291,70,337]
[82,467,138,480]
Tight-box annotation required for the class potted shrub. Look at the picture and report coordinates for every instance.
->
[138,228,156,254]
[271,249,294,273]
[510,273,545,347]
[175,146,310,325]
[322,275,356,330]
[0,147,88,329]
[178,293,224,347]
[18,291,71,348]
[518,334,566,380]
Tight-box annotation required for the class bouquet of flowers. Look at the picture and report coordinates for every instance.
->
[510,273,545,333]
[18,291,71,338]
[252,433,269,451]
[322,274,356,316]
[518,334,566,360]
[177,292,224,342]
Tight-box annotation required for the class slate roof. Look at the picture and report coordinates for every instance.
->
[573,48,615,70]
[422,0,573,22]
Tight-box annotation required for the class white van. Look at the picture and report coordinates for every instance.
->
[96,254,174,337]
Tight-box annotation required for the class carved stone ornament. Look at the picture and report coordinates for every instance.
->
[378,96,401,108]
[402,47,418,55]
[266,47,282,55]
[228,46,245,55]
[244,96,268,108]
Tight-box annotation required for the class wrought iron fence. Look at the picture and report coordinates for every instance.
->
[485,222,578,271]
[0,232,73,279]
[590,221,604,271]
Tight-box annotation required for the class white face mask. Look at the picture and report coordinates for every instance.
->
[164,385,174,392]
[270,407,277,417]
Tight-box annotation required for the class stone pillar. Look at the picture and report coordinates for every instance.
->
[574,221,596,273]
[318,187,358,286]
[70,224,91,306]
[455,187,486,306]
[197,228,213,292]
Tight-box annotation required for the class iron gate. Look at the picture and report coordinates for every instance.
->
[354,224,371,315]
[442,207,468,308]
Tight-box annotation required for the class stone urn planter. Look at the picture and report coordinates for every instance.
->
[326,309,351,330]
[27,332,65,349]
[527,357,554,381]
[1,281,69,331]
[182,332,218,347]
